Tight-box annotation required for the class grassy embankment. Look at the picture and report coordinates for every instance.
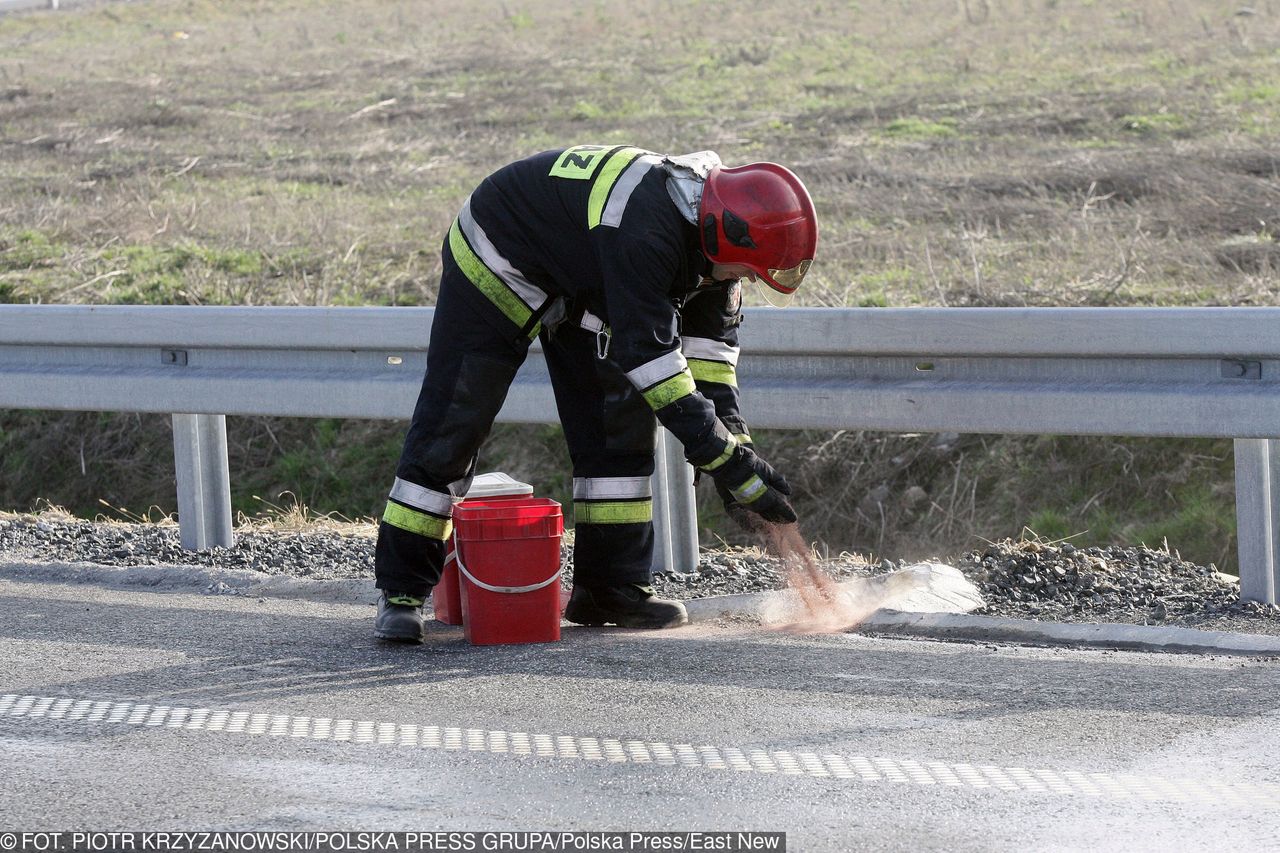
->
[1,0,1277,570]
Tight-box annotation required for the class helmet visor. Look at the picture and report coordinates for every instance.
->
[768,259,812,292]
[756,279,797,307]
[757,259,811,306]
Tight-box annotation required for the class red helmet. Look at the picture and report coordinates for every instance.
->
[698,162,818,302]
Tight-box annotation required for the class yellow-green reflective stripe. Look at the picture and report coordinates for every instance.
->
[688,358,738,387]
[449,220,539,339]
[587,147,644,229]
[641,371,697,410]
[732,433,752,446]
[574,499,653,524]
[732,474,767,504]
[702,438,737,472]
[383,501,453,540]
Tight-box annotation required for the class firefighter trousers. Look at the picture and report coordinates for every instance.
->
[374,251,658,597]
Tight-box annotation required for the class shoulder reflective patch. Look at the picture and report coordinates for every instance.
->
[600,154,662,228]
[549,145,614,180]
[587,147,650,229]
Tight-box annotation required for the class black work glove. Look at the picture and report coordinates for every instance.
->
[707,444,797,526]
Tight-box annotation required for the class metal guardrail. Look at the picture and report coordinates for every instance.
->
[0,304,1277,604]
[0,1,61,13]
[0,0,124,15]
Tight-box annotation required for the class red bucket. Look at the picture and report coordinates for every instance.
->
[436,474,533,625]
[454,497,564,646]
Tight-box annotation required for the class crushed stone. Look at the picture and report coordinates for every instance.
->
[1,514,1277,636]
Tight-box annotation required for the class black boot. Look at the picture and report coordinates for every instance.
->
[564,584,688,629]
[374,592,426,644]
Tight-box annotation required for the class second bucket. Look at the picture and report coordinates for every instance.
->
[435,472,534,625]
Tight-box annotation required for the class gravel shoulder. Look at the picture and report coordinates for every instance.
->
[2,512,1278,638]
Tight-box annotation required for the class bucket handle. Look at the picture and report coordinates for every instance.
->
[452,545,562,594]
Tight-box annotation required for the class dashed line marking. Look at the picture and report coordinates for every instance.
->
[2,693,1277,805]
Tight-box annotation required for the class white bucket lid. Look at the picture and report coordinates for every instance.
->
[465,471,534,499]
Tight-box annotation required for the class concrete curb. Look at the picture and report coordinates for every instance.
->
[0,559,380,605]
[856,610,1280,656]
[686,590,1280,656]
[5,559,1280,656]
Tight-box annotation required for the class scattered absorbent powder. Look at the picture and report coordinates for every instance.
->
[758,522,880,633]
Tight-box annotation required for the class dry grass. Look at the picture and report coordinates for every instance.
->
[233,492,376,536]
[1,0,1277,307]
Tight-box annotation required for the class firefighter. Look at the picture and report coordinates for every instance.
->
[374,145,818,643]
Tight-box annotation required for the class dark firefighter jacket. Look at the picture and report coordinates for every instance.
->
[448,145,751,468]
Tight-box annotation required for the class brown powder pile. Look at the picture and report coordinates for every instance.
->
[757,522,879,633]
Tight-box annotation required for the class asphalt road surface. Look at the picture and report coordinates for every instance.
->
[1,577,1278,851]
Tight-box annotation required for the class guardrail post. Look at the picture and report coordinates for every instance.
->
[172,413,235,551]
[650,427,699,573]
[1233,438,1279,604]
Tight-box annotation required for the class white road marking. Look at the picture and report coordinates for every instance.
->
[1,692,1277,805]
